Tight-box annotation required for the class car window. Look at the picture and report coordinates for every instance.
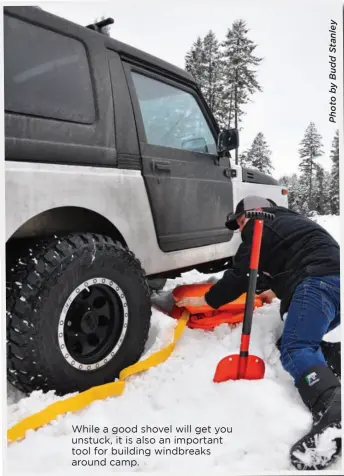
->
[4,14,95,124]
[131,72,217,154]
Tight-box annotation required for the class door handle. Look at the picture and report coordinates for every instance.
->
[152,161,171,173]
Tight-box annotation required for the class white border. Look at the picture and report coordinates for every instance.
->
[2,2,344,476]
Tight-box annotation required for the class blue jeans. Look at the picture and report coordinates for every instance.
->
[280,275,340,384]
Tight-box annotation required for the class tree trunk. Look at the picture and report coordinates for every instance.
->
[234,37,240,165]
[234,68,238,165]
[309,159,313,210]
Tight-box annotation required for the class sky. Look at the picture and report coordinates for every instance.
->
[35,0,343,178]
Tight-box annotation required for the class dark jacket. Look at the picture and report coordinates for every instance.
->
[205,206,340,317]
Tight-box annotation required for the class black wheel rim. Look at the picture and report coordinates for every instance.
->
[63,284,124,366]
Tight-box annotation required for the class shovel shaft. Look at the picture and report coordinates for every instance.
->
[242,220,263,338]
[238,219,264,374]
[249,219,264,270]
[242,268,259,336]
[238,335,250,378]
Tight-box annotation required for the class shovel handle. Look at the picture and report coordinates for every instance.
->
[245,210,275,221]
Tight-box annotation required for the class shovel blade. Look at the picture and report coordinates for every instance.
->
[213,354,265,382]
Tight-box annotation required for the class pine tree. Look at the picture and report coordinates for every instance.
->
[185,32,223,123]
[279,174,299,212]
[239,150,249,167]
[329,129,339,215]
[323,170,332,215]
[298,122,324,212]
[313,164,326,215]
[185,37,206,87]
[221,19,263,132]
[184,21,263,164]
[279,166,331,217]
[202,31,223,123]
[241,132,274,175]
[297,174,312,216]
[279,173,312,216]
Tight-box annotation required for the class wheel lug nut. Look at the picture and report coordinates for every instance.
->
[67,321,72,327]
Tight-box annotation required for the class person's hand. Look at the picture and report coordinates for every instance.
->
[259,289,276,304]
[175,296,207,308]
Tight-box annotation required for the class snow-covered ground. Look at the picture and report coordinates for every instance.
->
[7,215,342,474]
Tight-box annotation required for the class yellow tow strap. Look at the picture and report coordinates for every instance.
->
[7,310,189,444]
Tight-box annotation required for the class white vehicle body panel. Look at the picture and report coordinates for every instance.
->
[6,162,288,274]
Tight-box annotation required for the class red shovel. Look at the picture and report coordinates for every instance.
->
[213,209,275,382]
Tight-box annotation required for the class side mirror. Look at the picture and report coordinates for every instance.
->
[217,128,239,155]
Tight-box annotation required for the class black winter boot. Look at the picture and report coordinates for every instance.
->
[290,365,342,470]
[276,338,341,379]
[321,341,341,379]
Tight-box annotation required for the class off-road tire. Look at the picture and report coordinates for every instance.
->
[6,234,151,395]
